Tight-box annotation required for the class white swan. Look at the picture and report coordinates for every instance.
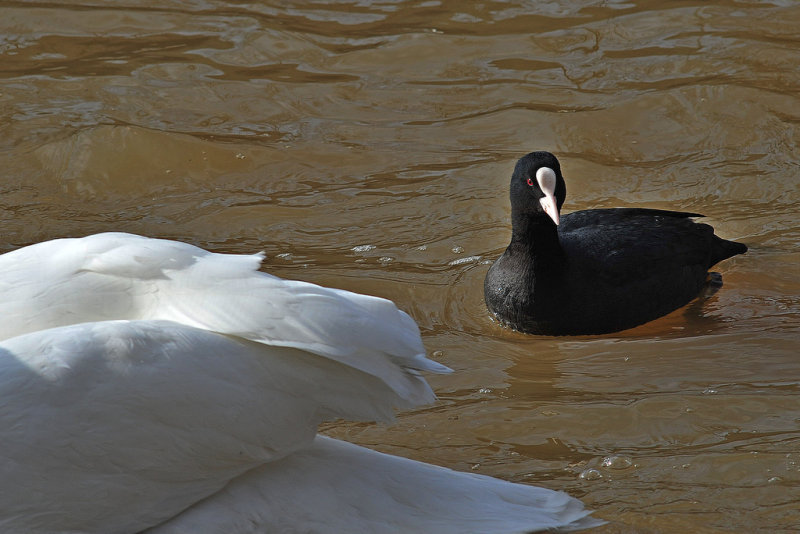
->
[0,233,601,533]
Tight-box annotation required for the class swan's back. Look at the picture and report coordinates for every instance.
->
[0,233,446,406]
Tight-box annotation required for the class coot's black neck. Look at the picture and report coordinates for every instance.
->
[510,211,563,260]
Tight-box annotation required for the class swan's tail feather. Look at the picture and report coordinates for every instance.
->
[148,436,603,534]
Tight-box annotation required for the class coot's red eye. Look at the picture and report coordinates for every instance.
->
[526,178,534,186]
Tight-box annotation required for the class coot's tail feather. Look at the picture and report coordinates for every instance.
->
[710,236,748,268]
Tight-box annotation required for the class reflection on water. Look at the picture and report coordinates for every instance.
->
[2,1,799,532]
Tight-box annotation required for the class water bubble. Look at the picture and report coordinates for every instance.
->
[432,350,444,359]
[451,245,464,254]
[579,468,603,481]
[417,245,427,251]
[601,455,633,470]
[276,252,292,260]
[478,388,492,394]
[351,244,375,253]
[377,256,394,265]
[786,453,800,472]
[448,255,481,266]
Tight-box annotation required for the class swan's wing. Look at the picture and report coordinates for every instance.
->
[147,436,603,534]
[0,320,432,534]
[0,233,449,405]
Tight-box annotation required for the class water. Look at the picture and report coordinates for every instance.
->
[2,1,799,532]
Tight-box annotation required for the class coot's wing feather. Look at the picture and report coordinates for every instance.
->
[559,209,715,285]
[559,208,705,229]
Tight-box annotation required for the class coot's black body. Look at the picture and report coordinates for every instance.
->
[484,151,747,335]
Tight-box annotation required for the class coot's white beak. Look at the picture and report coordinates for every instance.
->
[536,167,560,226]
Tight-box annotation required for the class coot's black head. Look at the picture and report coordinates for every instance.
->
[509,151,566,226]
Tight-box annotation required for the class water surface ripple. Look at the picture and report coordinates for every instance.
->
[1,1,798,532]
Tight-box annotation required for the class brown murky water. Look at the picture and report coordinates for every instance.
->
[2,1,799,532]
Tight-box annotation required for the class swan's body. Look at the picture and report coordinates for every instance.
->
[0,233,600,533]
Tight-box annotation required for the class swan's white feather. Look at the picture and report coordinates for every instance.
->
[0,232,449,407]
[0,320,436,533]
[0,233,600,533]
[148,435,601,534]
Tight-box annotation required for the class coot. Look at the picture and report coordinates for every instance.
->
[484,151,747,335]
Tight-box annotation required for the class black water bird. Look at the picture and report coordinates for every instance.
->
[484,151,748,335]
